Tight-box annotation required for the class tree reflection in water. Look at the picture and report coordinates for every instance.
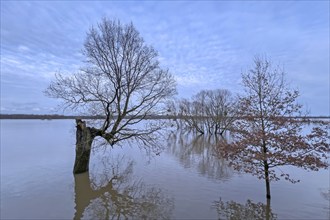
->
[73,156,174,219]
[168,131,233,181]
[212,198,277,220]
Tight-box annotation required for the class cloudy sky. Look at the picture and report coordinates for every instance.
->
[1,1,329,115]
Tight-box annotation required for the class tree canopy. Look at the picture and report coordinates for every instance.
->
[45,18,176,173]
[46,18,176,148]
[217,57,329,199]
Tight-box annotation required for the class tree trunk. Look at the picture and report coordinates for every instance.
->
[265,198,271,220]
[73,119,95,174]
[264,161,271,199]
[262,137,271,199]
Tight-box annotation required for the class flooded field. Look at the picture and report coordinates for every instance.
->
[1,120,329,219]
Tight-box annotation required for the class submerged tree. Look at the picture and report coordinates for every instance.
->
[176,89,237,135]
[217,57,329,199]
[196,89,237,135]
[45,18,176,173]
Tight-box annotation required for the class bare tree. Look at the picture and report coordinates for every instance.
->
[217,57,329,200]
[165,99,181,129]
[45,18,176,174]
[177,89,237,135]
[198,89,237,135]
[178,98,205,134]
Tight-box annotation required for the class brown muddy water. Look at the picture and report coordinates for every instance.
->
[0,120,329,219]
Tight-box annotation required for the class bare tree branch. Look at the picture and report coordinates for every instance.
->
[45,18,176,154]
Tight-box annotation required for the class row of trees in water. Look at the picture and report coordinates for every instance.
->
[167,89,237,135]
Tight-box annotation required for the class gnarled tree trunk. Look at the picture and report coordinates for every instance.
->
[73,119,96,174]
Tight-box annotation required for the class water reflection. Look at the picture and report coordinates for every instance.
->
[212,198,277,220]
[168,131,233,181]
[73,156,174,219]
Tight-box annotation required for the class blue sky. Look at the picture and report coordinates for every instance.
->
[1,1,329,115]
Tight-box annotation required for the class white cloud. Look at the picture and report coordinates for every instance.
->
[18,45,30,52]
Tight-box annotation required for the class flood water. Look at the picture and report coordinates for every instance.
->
[1,120,329,219]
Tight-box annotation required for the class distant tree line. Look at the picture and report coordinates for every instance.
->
[0,113,328,121]
[0,114,180,120]
[0,114,97,120]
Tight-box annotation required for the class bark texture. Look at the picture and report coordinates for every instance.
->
[73,119,95,174]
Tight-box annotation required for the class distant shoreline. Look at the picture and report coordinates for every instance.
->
[0,114,329,121]
[0,114,170,120]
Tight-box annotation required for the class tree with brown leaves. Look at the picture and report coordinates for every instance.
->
[218,57,329,199]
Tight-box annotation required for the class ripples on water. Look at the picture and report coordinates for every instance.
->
[0,120,329,219]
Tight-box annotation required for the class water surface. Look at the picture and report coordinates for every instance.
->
[1,120,329,219]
